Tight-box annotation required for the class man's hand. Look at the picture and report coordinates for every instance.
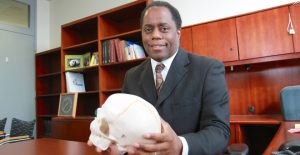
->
[127,119,183,155]
[87,140,121,155]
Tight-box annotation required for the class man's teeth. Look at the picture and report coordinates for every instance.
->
[151,44,165,47]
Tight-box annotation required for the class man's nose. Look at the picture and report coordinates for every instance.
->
[151,28,162,39]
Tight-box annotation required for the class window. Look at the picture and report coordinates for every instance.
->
[0,0,35,35]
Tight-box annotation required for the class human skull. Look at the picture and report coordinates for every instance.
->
[89,93,161,152]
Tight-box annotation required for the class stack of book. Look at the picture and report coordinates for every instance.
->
[102,39,146,64]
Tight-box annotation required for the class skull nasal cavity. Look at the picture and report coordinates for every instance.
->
[100,118,109,135]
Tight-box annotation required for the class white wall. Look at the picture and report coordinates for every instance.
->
[36,0,50,52]
[36,0,299,52]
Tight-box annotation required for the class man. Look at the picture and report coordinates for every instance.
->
[122,1,230,155]
[89,1,230,155]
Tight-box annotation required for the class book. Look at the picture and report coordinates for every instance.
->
[133,44,146,59]
[65,72,86,92]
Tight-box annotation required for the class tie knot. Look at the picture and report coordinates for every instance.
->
[155,63,165,73]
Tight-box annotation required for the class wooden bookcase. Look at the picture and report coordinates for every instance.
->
[61,15,99,118]
[34,0,149,141]
[35,47,61,138]
[98,0,147,104]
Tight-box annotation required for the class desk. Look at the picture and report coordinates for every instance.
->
[264,121,300,155]
[0,138,101,155]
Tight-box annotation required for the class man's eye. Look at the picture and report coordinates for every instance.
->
[144,27,152,33]
[160,27,169,32]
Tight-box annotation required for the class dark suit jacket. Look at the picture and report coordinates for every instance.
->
[122,48,230,155]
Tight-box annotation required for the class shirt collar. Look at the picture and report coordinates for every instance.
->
[151,50,178,72]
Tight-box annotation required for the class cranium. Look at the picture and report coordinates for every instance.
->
[89,93,161,152]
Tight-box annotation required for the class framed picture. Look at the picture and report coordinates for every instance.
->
[58,93,78,117]
[65,55,83,70]
[82,52,91,67]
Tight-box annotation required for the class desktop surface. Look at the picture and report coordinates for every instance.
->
[0,138,101,155]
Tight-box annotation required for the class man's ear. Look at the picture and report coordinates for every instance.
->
[177,29,181,39]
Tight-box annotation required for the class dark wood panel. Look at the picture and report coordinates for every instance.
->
[290,3,300,53]
[192,18,239,62]
[229,124,237,144]
[237,6,294,60]
[226,59,300,114]
[180,27,193,52]
[51,117,93,142]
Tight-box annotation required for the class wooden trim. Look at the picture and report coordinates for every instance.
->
[230,115,282,124]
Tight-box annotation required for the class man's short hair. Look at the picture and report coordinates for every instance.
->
[140,1,182,30]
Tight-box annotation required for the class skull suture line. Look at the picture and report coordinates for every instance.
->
[89,93,161,152]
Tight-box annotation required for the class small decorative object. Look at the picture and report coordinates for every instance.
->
[89,52,99,66]
[58,93,78,117]
[82,52,91,67]
[89,93,161,152]
[65,55,83,70]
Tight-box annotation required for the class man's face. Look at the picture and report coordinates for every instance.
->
[142,6,181,62]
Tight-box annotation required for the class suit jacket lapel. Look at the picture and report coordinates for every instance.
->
[155,49,189,107]
[140,59,157,104]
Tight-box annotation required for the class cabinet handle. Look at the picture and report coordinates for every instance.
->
[248,106,255,113]
[229,48,234,51]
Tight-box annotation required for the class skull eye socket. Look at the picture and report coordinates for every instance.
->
[100,118,109,136]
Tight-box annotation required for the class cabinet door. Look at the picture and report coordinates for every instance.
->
[290,3,300,53]
[236,6,294,60]
[180,27,193,52]
[192,18,239,62]
[51,117,92,142]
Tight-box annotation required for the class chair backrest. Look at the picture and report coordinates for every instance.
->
[280,85,300,121]
[0,118,7,131]
[9,118,35,137]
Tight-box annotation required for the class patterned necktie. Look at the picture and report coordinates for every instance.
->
[155,63,165,93]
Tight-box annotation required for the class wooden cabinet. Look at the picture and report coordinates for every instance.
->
[98,0,147,105]
[192,18,239,62]
[236,6,294,60]
[226,60,300,115]
[290,3,300,53]
[51,117,93,142]
[35,47,61,138]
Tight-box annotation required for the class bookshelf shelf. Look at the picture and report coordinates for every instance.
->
[36,93,60,98]
[37,115,57,118]
[36,72,61,78]
[100,29,141,41]
[63,65,98,73]
[100,58,146,67]
[63,39,98,53]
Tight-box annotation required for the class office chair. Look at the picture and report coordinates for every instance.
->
[0,118,7,140]
[227,143,249,155]
[0,118,35,145]
[280,85,300,121]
